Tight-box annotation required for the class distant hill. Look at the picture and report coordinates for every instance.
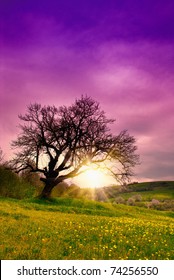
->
[127,181,174,192]
[106,181,174,211]
[0,165,173,211]
[52,181,174,211]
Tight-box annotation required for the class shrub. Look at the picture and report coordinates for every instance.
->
[147,199,160,209]
[132,194,142,202]
[127,197,135,206]
[0,166,35,199]
[162,200,174,211]
[113,196,125,204]
[148,200,174,211]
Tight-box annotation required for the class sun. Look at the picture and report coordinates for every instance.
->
[75,166,112,188]
[83,169,104,188]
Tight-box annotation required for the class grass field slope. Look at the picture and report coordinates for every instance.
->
[0,167,174,260]
[0,197,174,260]
[103,181,174,211]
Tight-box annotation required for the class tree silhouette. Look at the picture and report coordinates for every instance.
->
[10,96,139,198]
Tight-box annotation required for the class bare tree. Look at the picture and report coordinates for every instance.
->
[10,96,139,198]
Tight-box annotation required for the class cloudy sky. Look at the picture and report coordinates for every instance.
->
[0,0,174,183]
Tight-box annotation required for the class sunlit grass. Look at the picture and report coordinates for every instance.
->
[120,190,174,201]
[0,197,174,260]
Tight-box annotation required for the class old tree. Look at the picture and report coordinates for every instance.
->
[11,96,139,198]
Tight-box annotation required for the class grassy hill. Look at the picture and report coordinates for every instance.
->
[108,181,174,211]
[0,165,173,211]
[0,196,174,260]
[0,167,174,259]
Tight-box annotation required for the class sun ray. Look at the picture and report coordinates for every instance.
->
[74,165,114,189]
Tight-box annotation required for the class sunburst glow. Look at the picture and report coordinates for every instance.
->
[75,166,114,188]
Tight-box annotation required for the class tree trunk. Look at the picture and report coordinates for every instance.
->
[39,175,65,199]
[39,183,54,198]
[39,178,57,199]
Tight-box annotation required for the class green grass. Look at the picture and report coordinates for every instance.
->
[110,181,174,211]
[127,181,174,193]
[120,189,174,201]
[0,197,174,260]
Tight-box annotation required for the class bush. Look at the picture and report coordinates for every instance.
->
[127,197,135,206]
[147,199,160,209]
[113,196,125,204]
[132,194,142,202]
[147,199,174,211]
[20,170,43,188]
[162,200,174,211]
[0,166,35,199]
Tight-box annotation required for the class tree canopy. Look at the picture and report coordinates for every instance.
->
[10,96,139,198]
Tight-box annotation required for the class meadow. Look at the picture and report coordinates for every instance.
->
[110,181,174,211]
[0,166,174,260]
[0,197,174,260]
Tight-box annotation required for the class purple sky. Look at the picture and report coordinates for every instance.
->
[0,0,174,182]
